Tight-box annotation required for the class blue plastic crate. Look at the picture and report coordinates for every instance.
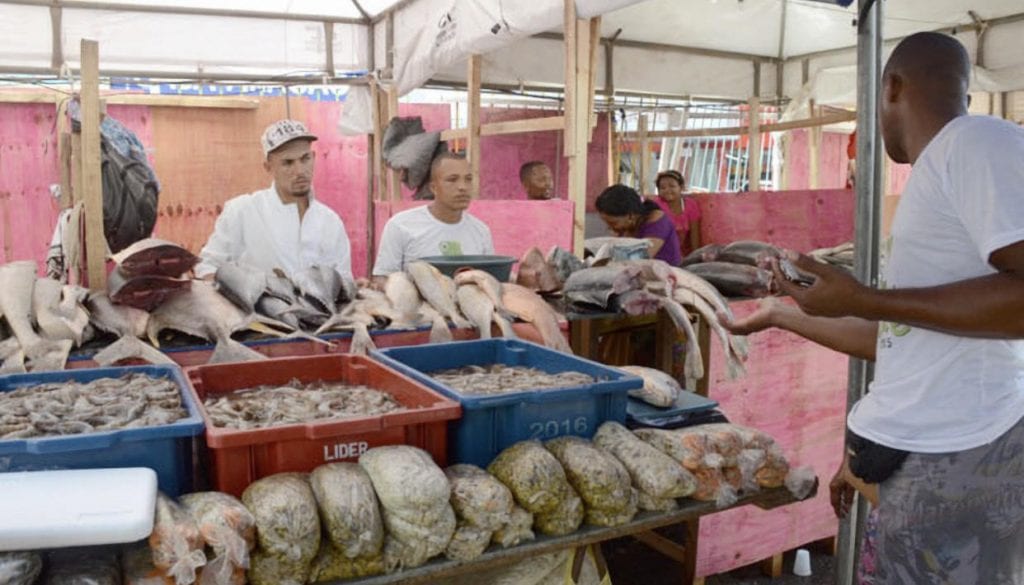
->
[371,339,643,467]
[0,365,204,496]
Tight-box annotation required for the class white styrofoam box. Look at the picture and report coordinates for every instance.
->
[0,467,157,551]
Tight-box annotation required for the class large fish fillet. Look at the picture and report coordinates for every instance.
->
[502,283,571,354]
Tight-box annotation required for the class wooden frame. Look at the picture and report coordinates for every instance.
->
[79,39,106,291]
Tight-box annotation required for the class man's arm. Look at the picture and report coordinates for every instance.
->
[194,200,241,278]
[778,242,1024,339]
[333,223,354,281]
[371,220,404,277]
[720,297,879,361]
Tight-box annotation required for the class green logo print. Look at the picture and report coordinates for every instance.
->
[439,241,464,256]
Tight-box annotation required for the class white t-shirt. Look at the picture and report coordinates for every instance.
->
[195,185,352,280]
[372,205,495,276]
[848,116,1024,453]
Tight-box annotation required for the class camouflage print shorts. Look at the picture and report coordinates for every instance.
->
[874,416,1024,585]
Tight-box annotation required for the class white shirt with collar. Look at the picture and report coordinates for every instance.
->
[372,205,494,276]
[195,184,352,280]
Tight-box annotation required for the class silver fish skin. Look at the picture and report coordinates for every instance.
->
[215,262,268,313]
[658,298,704,381]
[619,365,682,408]
[0,261,71,371]
[457,284,496,340]
[407,261,471,328]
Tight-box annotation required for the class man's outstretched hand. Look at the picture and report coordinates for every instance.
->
[772,251,872,319]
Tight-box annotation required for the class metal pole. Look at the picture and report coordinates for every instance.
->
[837,0,883,584]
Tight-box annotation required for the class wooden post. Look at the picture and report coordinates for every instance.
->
[387,86,401,201]
[370,79,384,202]
[747,96,761,191]
[638,113,649,194]
[570,15,592,256]
[562,0,577,159]
[808,101,820,189]
[779,132,791,191]
[588,17,600,131]
[467,54,482,197]
[80,39,106,291]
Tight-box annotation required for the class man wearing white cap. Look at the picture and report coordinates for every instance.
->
[195,119,352,280]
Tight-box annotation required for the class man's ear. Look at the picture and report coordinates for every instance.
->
[263,158,271,173]
[884,72,902,105]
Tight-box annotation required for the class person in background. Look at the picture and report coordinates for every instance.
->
[373,152,495,279]
[520,161,554,200]
[653,170,702,257]
[195,119,352,280]
[595,184,681,266]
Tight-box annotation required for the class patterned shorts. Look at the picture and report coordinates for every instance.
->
[872,416,1024,584]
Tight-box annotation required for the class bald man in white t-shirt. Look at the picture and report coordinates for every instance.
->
[372,153,494,280]
[719,33,1024,582]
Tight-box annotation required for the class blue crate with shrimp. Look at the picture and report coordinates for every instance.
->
[0,365,204,496]
[371,338,642,467]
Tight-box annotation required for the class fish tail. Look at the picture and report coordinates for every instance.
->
[494,314,517,339]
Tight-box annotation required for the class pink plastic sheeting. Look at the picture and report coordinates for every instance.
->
[695,189,854,252]
[696,297,847,578]
[372,199,574,272]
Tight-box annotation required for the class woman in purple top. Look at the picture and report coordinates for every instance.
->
[595,184,682,266]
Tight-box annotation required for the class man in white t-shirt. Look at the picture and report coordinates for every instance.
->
[372,152,494,278]
[720,33,1024,582]
[195,119,352,281]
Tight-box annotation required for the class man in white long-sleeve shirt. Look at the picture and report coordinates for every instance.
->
[195,119,352,280]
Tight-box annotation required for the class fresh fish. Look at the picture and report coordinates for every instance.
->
[209,338,269,364]
[419,303,453,344]
[515,247,560,293]
[668,266,749,361]
[255,295,301,329]
[108,267,192,311]
[686,262,774,298]
[93,335,176,367]
[266,269,299,303]
[58,285,91,342]
[611,289,663,316]
[658,298,704,381]
[0,261,72,371]
[619,365,683,408]
[680,244,724,267]
[501,283,572,354]
[294,265,356,314]
[0,337,25,373]
[431,365,593,396]
[350,322,377,356]
[215,262,268,313]
[87,293,174,367]
[109,238,199,278]
[546,246,586,284]
[584,237,652,257]
[673,288,746,379]
[384,271,422,322]
[32,277,83,344]
[453,269,505,310]
[407,261,471,328]
[563,265,644,309]
[456,284,515,340]
[614,259,675,297]
[717,241,781,268]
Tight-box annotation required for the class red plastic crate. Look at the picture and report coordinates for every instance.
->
[184,355,461,497]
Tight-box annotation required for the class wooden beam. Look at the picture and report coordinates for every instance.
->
[387,86,401,201]
[71,132,83,206]
[638,113,649,193]
[747,96,761,191]
[570,15,592,256]
[467,54,482,198]
[79,39,106,292]
[535,31,782,64]
[633,531,688,564]
[369,79,384,202]
[0,91,259,109]
[562,0,577,159]
[761,553,784,578]
[587,17,600,131]
[483,115,565,137]
[809,103,821,189]
[621,110,856,140]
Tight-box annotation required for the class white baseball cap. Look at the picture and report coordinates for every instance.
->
[261,119,318,157]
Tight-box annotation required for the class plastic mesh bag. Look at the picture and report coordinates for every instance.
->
[619,365,681,408]
[545,437,635,516]
[444,522,493,561]
[585,490,639,527]
[636,491,679,512]
[692,424,744,465]
[593,422,695,499]
[150,493,207,585]
[488,441,580,517]
[491,505,535,548]
[307,546,384,583]
[241,474,320,571]
[180,492,254,585]
[309,463,384,558]
[380,502,456,568]
[359,446,450,516]
[445,464,514,532]
[247,550,307,585]
[533,494,584,536]
[633,428,707,470]
[44,548,121,585]
[757,448,791,489]
[123,544,174,585]
[0,552,42,585]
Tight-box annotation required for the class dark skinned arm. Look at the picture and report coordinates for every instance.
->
[688,221,701,255]
[778,241,1024,339]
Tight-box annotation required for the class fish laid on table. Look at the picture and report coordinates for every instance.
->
[501,283,572,354]
[293,265,357,315]
[108,267,192,311]
[686,262,774,298]
[0,373,187,439]
[0,261,73,372]
[658,298,704,381]
[515,247,560,293]
[610,289,663,316]
[384,271,422,323]
[31,278,89,346]
[680,244,724,267]
[563,264,644,309]
[546,246,586,285]
[673,287,746,379]
[717,240,781,268]
[430,365,593,396]
[669,266,749,363]
[215,262,269,314]
[108,238,199,278]
[456,284,515,340]
[87,293,174,367]
[618,365,683,408]
[0,337,26,373]
[453,269,505,310]
[203,379,402,430]
[407,261,471,328]
[419,303,454,344]
[583,237,652,263]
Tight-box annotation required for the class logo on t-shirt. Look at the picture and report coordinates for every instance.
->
[439,241,463,256]
[877,235,912,350]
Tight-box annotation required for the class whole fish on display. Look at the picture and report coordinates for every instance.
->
[680,243,724,267]
[515,247,560,293]
[717,240,781,268]
[108,238,199,278]
[686,262,774,298]
[501,283,572,354]
[0,261,73,372]
[407,261,471,328]
[87,293,174,367]
[563,264,644,309]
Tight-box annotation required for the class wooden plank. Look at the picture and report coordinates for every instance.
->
[467,54,482,197]
[562,0,577,158]
[761,553,784,577]
[387,86,401,201]
[71,131,83,205]
[747,96,761,192]
[369,80,383,202]
[58,131,72,208]
[0,91,259,109]
[482,115,565,137]
[336,485,813,585]
[440,127,468,141]
[588,17,600,131]
[79,39,107,292]
[809,103,821,189]
[570,16,591,256]
[638,113,649,193]
[634,530,688,564]
[621,110,857,140]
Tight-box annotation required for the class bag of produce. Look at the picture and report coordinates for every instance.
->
[487,441,579,517]
[380,503,456,568]
[636,491,678,512]
[180,492,254,585]
[692,424,743,465]
[309,463,384,559]
[633,428,708,470]
[150,493,207,585]
[445,464,515,532]
[534,494,584,536]
[545,437,634,513]
[241,474,320,573]
[123,544,174,585]
[593,422,695,500]
[307,547,384,583]
[585,491,639,526]
[0,552,42,585]
[45,548,121,585]
[247,550,307,585]
[737,449,768,493]
[444,522,493,561]
[491,505,535,548]
[359,446,450,515]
